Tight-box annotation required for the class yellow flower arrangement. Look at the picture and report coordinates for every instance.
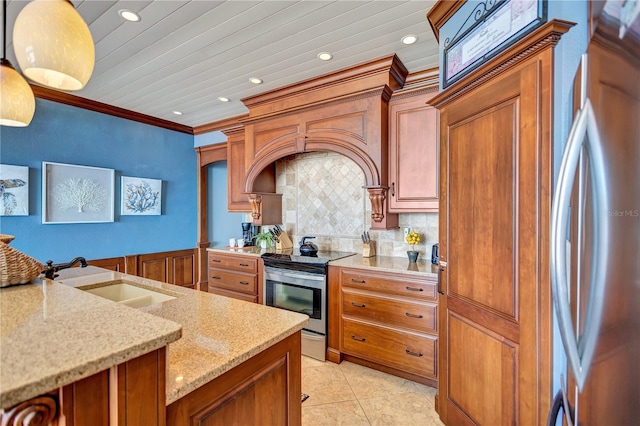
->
[406,230,421,251]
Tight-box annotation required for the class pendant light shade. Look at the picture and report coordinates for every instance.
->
[0,59,35,127]
[13,0,95,91]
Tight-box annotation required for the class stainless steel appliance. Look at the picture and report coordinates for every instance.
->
[549,2,639,424]
[241,222,260,246]
[262,250,355,361]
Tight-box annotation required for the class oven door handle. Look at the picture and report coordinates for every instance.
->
[264,268,326,283]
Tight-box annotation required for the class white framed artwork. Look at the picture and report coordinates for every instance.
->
[121,176,162,216]
[42,162,115,224]
[0,164,29,216]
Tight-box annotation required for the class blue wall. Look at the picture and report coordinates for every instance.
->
[207,162,245,247]
[0,99,197,263]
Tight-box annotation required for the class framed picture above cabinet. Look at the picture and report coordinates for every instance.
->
[0,164,29,216]
[42,162,115,224]
[443,0,548,88]
[121,176,162,216]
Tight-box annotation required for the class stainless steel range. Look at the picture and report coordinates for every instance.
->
[261,249,355,361]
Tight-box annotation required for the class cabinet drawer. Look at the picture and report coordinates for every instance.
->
[208,269,257,295]
[208,287,258,304]
[342,289,437,334]
[341,270,436,300]
[208,252,258,273]
[342,319,436,378]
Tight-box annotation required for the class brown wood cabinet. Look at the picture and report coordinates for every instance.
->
[87,249,197,289]
[207,251,261,303]
[166,331,302,426]
[428,19,573,425]
[126,249,196,289]
[0,348,167,426]
[388,86,439,213]
[332,266,438,386]
[225,126,250,211]
[223,124,278,219]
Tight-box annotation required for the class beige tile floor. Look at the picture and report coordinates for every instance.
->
[301,356,445,425]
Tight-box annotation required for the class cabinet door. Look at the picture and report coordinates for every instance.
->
[389,90,439,212]
[127,249,196,288]
[438,57,552,424]
[226,128,251,211]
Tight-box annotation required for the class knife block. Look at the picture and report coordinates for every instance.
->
[275,232,293,250]
[362,241,376,258]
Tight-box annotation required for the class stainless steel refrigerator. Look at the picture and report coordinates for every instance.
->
[550,1,640,424]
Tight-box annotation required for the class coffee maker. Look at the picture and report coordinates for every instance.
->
[241,222,260,246]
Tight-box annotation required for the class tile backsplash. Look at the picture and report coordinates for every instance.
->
[251,151,438,259]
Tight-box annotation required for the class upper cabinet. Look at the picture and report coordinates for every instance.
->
[225,127,251,212]
[388,85,439,212]
[224,126,277,215]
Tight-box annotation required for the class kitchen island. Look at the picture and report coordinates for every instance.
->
[0,266,308,425]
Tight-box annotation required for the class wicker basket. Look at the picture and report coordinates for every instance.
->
[0,235,43,287]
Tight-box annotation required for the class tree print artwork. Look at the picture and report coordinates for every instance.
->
[53,178,108,212]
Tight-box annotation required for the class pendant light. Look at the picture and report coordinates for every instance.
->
[0,0,35,127]
[13,0,95,91]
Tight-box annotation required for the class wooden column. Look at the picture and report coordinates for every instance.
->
[195,143,227,292]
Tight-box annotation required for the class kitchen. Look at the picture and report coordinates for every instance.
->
[1,1,638,425]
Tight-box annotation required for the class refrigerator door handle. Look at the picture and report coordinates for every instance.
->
[551,97,609,391]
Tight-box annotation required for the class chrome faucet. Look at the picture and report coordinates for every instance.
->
[42,257,88,280]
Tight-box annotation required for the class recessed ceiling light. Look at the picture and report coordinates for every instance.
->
[217,97,230,102]
[118,9,141,22]
[249,77,263,84]
[317,52,333,61]
[172,111,183,115]
[401,35,418,45]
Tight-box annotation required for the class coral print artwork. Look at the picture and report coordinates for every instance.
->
[0,164,29,216]
[121,176,162,215]
[42,162,115,224]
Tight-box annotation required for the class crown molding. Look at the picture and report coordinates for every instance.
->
[31,85,194,135]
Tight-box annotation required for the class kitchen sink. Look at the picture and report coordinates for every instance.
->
[79,281,177,308]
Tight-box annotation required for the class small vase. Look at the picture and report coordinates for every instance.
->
[407,250,419,263]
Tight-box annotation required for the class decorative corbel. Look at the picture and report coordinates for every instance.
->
[367,187,387,223]
[248,193,262,221]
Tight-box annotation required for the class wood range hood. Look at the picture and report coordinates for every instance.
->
[238,54,409,229]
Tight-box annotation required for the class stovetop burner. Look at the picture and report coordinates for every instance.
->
[261,250,356,266]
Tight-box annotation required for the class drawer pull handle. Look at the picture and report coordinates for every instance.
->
[351,279,366,284]
[211,259,221,263]
[351,302,366,308]
[239,281,250,285]
[405,349,423,357]
[351,335,366,342]
[239,263,249,267]
[405,286,424,292]
[405,312,423,319]
[211,276,221,280]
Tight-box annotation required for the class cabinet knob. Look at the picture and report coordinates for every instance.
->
[351,335,366,342]
[351,278,366,284]
[239,281,250,285]
[211,276,221,280]
[211,259,221,263]
[405,286,423,292]
[391,182,395,197]
[405,312,423,319]
[351,302,366,308]
[239,263,249,267]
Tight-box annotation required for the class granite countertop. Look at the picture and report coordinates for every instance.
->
[329,255,439,278]
[207,246,269,257]
[52,267,308,405]
[0,267,182,409]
